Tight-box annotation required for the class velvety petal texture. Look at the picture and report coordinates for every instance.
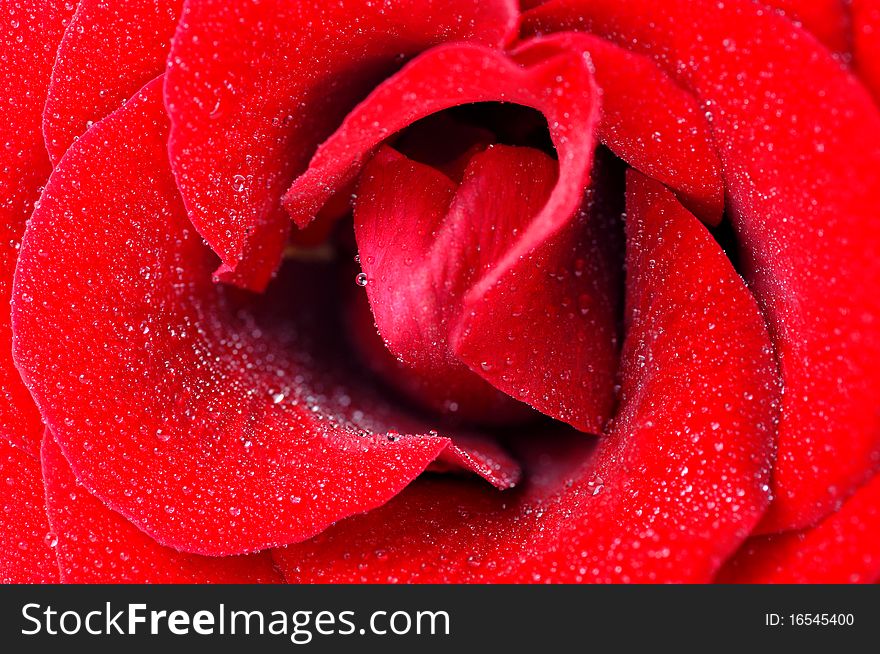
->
[12,78,517,558]
[3,0,877,585]
[763,0,850,54]
[853,0,880,103]
[351,146,545,424]
[43,0,183,164]
[274,173,779,583]
[284,40,629,430]
[165,0,518,290]
[1,0,76,457]
[353,143,622,432]
[41,433,282,583]
[526,0,880,534]
[718,472,880,583]
[1,440,58,583]
[515,32,724,224]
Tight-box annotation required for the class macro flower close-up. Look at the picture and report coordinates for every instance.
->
[2,0,880,585]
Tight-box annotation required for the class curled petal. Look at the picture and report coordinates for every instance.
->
[283,41,599,231]
[718,472,880,583]
[41,433,282,583]
[0,0,76,456]
[285,41,625,429]
[274,173,779,583]
[351,146,539,424]
[1,440,58,583]
[515,32,724,223]
[13,78,516,557]
[165,0,519,290]
[43,0,183,164]
[354,144,621,431]
[525,0,880,533]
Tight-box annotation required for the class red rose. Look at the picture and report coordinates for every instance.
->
[2,0,879,584]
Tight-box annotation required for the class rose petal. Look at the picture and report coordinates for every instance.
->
[357,145,619,431]
[525,0,880,534]
[1,440,58,583]
[0,0,76,456]
[43,0,183,165]
[763,0,851,55]
[283,41,599,231]
[354,144,621,432]
[853,0,880,103]
[514,32,724,224]
[165,0,518,291]
[348,147,536,425]
[41,432,282,583]
[13,78,517,557]
[274,173,779,583]
[282,42,630,430]
[452,153,623,434]
[718,472,880,583]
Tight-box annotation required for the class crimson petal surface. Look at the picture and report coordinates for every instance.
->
[165,0,518,291]
[12,78,516,557]
[1,439,58,583]
[0,0,76,456]
[853,0,880,103]
[718,472,880,583]
[43,0,183,164]
[525,0,880,533]
[274,173,779,583]
[41,433,283,583]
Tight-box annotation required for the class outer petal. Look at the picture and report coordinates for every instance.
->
[41,433,282,583]
[853,0,880,102]
[43,0,183,164]
[718,472,880,583]
[525,0,880,533]
[1,440,58,583]
[0,0,76,456]
[762,0,850,55]
[274,173,779,583]
[165,0,519,291]
[12,78,516,558]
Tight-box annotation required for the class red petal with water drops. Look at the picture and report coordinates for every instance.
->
[283,40,599,231]
[718,472,880,583]
[762,0,850,55]
[853,0,880,102]
[12,78,518,557]
[284,42,626,431]
[274,173,779,583]
[514,32,723,224]
[348,149,537,425]
[43,0,183,165]
[0,0,76,457]
[353,145,620,431]
[1,440,58,583]
[41,433,282,583]
[525,0,880,533]
[164,0,518,291]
